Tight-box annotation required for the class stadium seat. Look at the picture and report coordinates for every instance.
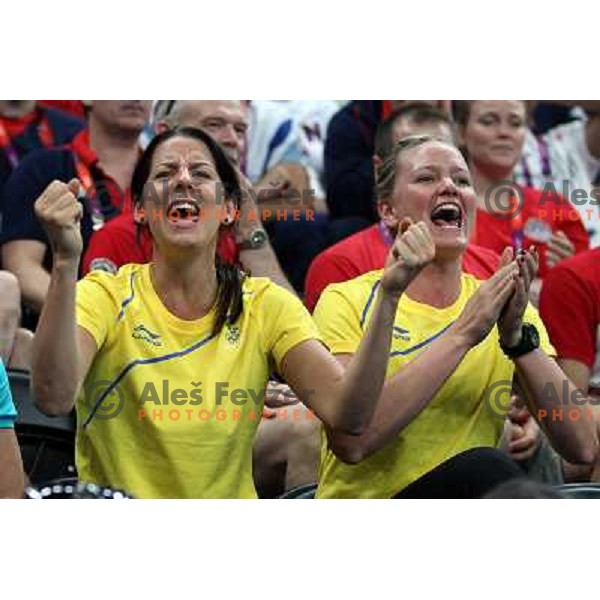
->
[8,369,76,485]
[557,484,600,499]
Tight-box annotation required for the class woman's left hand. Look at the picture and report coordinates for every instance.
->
[498,246,539,347]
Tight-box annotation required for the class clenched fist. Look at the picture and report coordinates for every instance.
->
[381,218,436,297]
[34,179,84,262]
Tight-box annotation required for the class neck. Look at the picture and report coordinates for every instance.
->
[150,244,218,320]
[404,257,463,308]
[469,161,516,211]
[89,116,140,191]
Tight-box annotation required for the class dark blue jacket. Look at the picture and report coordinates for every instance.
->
[324,100,383,222]
[0,107,85,195]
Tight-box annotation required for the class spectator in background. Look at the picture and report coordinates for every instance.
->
[0,100,82,367]
[324,100,451,224]
[514,101,600,247]
[0,272,33,370]
[0,100,84,196]
[274,100,340,214]
[539,247,600,397]
[324,100,398,225]
[305,103,500,313]
[454,100,589,303]
[0,359,24,498]
[246,100,331,292]
[1,101,151,317]
[38,101,87,120]
[539,247,600,482]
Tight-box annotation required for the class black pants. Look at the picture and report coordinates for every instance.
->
[394,448,524,499]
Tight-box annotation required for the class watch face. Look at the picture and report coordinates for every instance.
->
[525,323,540,346]
[251,229,267,246]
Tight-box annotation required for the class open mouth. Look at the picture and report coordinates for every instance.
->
[430,202,463,229]
[166,198,200,223]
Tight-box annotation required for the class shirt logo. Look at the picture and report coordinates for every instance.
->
[225,324,241,346]
[132,324,162,347]
[393,327,411,342]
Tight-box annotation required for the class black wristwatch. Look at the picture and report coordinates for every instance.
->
[500,323,540,359]
[239,228,268,250]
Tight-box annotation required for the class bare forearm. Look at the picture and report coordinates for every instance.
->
[0,431,25,498]
[325,289,401,435]
[330,328,471,462]
[515,351,599,464]
[32,259,80,415]
[239,246,294,293]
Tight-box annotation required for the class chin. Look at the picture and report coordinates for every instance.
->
[432,234,467,261]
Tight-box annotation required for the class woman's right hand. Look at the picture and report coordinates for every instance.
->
[380,218,436,299]
[452,260,519,348]
[34,179,84,263]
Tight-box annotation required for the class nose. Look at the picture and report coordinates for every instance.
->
[171,162,194,196]
[219,123,239,149]
[436,176,459,197]
[497,120,515,139]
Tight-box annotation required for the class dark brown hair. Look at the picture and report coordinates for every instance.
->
[131,126,245,336]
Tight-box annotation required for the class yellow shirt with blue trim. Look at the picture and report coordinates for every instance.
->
[313,269,554,499]
[75,263,320,499]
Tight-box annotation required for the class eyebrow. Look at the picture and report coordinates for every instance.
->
[154,159,215,169]
[412,164,470,176]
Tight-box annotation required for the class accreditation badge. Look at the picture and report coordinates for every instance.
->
[523,218,553,243]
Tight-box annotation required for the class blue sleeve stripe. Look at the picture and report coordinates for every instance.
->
[116,271,137,321]
[359,280,381,328]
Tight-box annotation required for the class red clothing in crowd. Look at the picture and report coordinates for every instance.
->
[539,248,600,394]
[39,101,87,120]
[472,186,589,279]
[304,223,500,312]
[82,212,240,274]
[69,129,133,215]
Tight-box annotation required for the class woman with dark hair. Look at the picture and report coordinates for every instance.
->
[313,135,598,498]
[29,126,438,499]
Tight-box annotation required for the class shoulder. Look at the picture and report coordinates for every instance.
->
[3,146,74,198]
[545,248,600,285]
[321,269,384,306]
[14,145,73,175]
[78,263,144,303]
[41,107,86,142]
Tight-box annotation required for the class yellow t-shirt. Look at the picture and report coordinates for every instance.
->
[313,270,554,499]
[75,263,320,499]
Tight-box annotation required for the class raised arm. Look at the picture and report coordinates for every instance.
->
[322,263,520,463]
[235,170,294,293]
[31,180,97,416]
[280,220,436,435]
